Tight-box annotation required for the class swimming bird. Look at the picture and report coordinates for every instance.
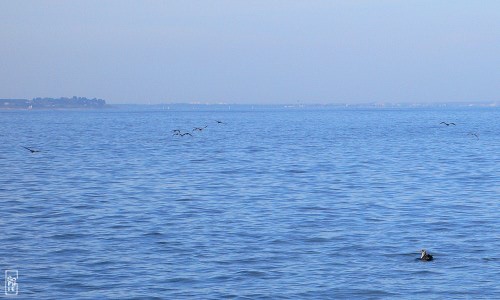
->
[468,132,479,140]
[22,146,41,153]
[420,249,433,261]
[440,122,456,126]
[193,125,208,132]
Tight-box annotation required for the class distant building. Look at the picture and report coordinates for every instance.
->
[0,97,106,109]
[1,99,30,108]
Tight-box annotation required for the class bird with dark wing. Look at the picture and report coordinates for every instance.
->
[22,146,41,153]
[420,249,433,261]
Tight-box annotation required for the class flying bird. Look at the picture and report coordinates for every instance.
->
[440,122,456,126]
[468,132,479,140]
[193,125,208,132]
[22,146,41,153]
[173,131,192,137]
[420,249,433,261]
[215,120,225,124]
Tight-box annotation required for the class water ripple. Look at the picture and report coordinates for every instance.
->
[1,108,499,299]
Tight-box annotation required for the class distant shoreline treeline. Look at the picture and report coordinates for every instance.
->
[0,97,106,109]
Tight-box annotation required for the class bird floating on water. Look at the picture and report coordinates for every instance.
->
[420,249,433,261]
[440,122,456,126]
[22,146,41,153]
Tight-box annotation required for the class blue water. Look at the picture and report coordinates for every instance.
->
[1,107,499,299]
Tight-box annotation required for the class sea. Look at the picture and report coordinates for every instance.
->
[1,105,499,299]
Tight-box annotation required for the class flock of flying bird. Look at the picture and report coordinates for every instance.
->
[20,120,228,153]
[440,121,480,140]
[21,120,480,154]
[22,119,475,262]
[171,120,225,137]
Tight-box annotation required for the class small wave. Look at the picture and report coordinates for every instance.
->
[49,248,91,255]
[270,238,291,245]
[236,270,267,278]
[72,204,94,209]
[143,231,164,237]
[174,198,196,202]
[304,237,330,243]
[208,275,232,281]
[109,224,133,229]
[482,257,500,262]
[50,233,88,240]
[412,269,444,276]
[167,277,197,283]
[190,158,207,163]
[298,205,330,211]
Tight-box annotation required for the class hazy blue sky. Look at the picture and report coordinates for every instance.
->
[1,1,499,104]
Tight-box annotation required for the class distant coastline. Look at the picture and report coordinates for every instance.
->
[110,101,499,111]
[0,97,107,110]
[1,97,498,111]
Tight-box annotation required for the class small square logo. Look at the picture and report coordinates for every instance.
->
[5,270,18,296]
